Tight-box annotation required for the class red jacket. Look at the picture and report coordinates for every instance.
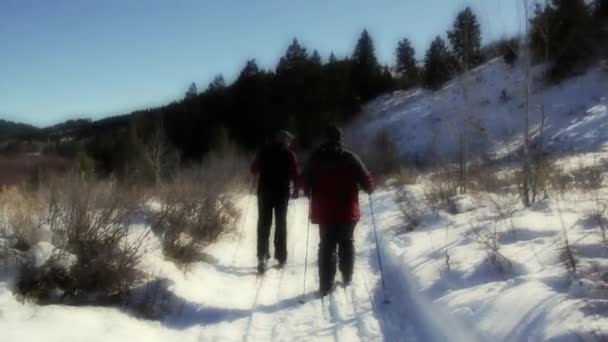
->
[302,142,374,225]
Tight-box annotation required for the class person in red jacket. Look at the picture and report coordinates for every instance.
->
[251,130,300,274]
[302,125,374,296]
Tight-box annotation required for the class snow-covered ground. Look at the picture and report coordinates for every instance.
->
[371,172,608,341]
[0,195,480,342]
[3,183,608,341]
[347,58,608,162]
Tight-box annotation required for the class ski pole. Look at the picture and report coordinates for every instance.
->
[299,201,311,304]
[368,194,391,304]
[231,178,256,266]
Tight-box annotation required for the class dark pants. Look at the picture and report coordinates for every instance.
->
[318,222,356,291]
[257,191,289,263]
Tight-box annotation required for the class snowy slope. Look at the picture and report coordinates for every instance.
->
[369,179,608,341]
[347,58,608,162]
[0,196,479,342]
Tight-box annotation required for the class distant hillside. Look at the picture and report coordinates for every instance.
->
[11,114,133,142]
[347,58,608,164]
[0,119,39,140]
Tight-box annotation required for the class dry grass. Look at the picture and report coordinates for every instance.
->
[570,165,604,191]
[468,164,515,195]
[0,187,50,251]
[153,162,242,267]
[423,165,459,212]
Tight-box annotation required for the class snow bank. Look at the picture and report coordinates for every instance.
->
[369,176,608,340]
[26,242,77,269]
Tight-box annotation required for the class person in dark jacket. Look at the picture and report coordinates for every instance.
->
[251,130,300,274]
[302,125,374,296]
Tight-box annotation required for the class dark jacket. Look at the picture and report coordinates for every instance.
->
[251,143,300,196]
[302,142,374,225]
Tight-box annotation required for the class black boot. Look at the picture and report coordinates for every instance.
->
[319,283,335,297]
[342,275,352,287]
[257,258,267,275]
[318,225,338,296]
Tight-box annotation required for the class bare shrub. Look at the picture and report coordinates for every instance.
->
[394,187,422,232]
[144,122,180,187]
[391,167,422,231]
[483,193,520,233]
[472,221,512,272]
[588,198,608,252]
[468,164,513,194]
[559,240,578,275]
[14,176,148,304]
[424,165,459,212]
[153,163,241,266]
[545,162,574,197]
[571,165,604,191]
[558,205,578,276]
[517,154,554,206]
[443,224,451,272]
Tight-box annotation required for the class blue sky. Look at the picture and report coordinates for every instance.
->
[0,0,524,127]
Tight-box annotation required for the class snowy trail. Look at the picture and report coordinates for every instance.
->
[195,195,479,342]
[0,194,479,342]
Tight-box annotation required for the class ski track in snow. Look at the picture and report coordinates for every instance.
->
[0,195,478,342]
[213,196,478,342]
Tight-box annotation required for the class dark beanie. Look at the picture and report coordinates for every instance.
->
[326,125,343,142]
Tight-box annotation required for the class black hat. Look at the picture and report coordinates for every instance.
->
[325,125,343,142]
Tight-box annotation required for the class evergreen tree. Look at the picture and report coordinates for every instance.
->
[328,52,338,64]
[185,82,198,98]
[447,7,482,71]
[238,59,260,80]
[274,38,315,142]
[502,38,519,66]
[352,29,384,100]
[530,2,555,63]
[210,125,231,158]
[310,50,322,65]
[207,74,226,92]
[530,0,593,81]
[423,36,453,90]
[395,38,419,88]
[352,30,379,72]
[276,38,308,74]
[112,121,153,181]
[595,0,608,39]
[597,0,608,18]
[380,65,395,91]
